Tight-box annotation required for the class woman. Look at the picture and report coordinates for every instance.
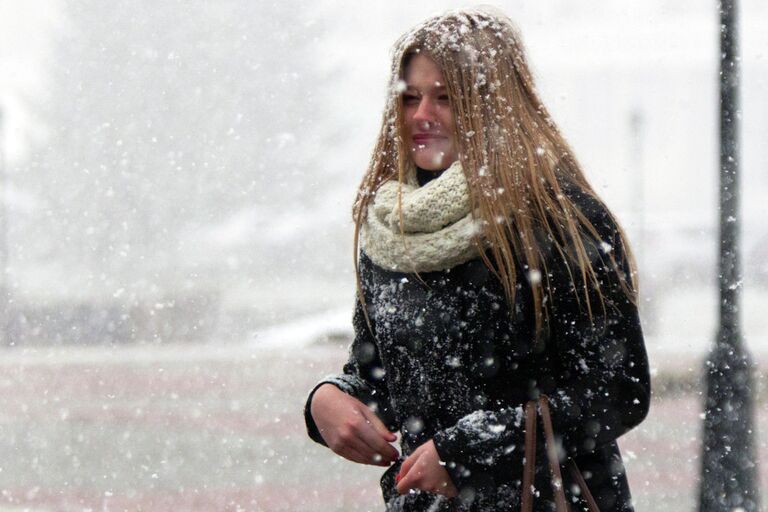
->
[303,7,650,511]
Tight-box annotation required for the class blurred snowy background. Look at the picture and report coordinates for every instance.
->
[0,0,766,510]
[2,0,768,351]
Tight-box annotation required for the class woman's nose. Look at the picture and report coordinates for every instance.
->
[412,98,436,125]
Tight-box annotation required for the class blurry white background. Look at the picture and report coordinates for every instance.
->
[1,0,767,355]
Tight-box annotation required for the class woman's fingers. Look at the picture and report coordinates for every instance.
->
[338,444,372,465]
[396,451,424,494]
[395,441,458,497]
[333,422,388,465]
[333,408,397,466]
[344,434,395,466]
[360,405,398,442]
[357,407,399,461]
[357,429,399,465]
[397,443,421,480]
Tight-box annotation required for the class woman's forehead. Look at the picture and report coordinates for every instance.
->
[404,54,445,85]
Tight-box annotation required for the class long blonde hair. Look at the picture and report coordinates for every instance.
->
[353,8,638,342]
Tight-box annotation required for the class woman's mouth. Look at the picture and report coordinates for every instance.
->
[413,134,445,144]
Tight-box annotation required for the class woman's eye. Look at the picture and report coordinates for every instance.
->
[402,94,419,105]
[438,95,450,103]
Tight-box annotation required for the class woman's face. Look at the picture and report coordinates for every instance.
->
[402,53,458,171]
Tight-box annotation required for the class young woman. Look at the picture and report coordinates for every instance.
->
[304,7,650,511]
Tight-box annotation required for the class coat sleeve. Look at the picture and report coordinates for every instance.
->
[303,253,401,446]
[431,206,651,495]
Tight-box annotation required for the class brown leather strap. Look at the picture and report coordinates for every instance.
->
[521,400,538,512]
[520,396,601,511]
[538,395,570,512]
[568,459,600,512]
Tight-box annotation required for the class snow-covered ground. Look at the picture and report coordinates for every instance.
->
[0,342,763,511]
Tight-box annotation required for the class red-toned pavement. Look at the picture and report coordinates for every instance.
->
[0,343,764,511]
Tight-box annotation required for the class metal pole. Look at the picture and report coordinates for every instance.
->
[0,107,8,346]
[629,109,645,274]
[698,1,759,510]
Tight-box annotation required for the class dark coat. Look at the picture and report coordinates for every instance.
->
[304,186,651,511]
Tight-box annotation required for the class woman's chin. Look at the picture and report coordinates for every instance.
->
[412,149,456,170]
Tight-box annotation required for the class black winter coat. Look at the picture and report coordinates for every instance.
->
[304,184,651,511]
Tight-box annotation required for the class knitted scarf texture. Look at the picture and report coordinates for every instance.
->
[361,161,484,273]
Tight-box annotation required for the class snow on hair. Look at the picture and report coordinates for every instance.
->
[353,7,639,343]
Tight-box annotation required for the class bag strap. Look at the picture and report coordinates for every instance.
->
[538,395,571,512]
[521,400,538,512]
[567,459,600,512]
[520,396,601,512]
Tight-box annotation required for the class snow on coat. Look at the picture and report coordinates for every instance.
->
[304,187,651,512]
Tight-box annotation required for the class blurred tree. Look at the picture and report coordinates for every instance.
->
[17,0,328,301]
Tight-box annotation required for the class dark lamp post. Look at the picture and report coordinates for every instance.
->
[697,1,759,510]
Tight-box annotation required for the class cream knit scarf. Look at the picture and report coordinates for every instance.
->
[361,160,484,273]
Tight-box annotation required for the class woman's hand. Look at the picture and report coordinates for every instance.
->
[396,439,458,497]
[310,383,399,467]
